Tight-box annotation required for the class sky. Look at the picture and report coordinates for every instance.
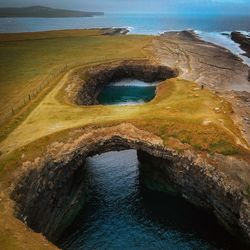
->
[0,0,249,14]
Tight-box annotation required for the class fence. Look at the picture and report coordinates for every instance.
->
[0,56,144,126]
[0,63,70,125]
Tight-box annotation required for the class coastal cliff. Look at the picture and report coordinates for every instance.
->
[0,29,250,249]
[10,124,250,244]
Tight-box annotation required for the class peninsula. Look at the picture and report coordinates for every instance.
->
[0,6,104,18]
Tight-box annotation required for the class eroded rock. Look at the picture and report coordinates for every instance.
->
[10,124,250,245]
[231,32,250,58]
[65,60,178,105]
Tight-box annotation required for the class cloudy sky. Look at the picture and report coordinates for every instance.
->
[0,0,249,14]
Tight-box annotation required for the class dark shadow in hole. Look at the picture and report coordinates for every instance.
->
[57,150,246,250]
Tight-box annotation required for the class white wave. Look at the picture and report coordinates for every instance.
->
[109,79,158,87]
[110,26,134,33]
[159,29,183,34]
[127,26,134,32]
[237,30,250,37]
[109,100,147,106]
[197,30,250,66]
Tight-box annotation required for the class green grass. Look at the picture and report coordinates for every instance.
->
[0,30,152,123]
[0,30,249,250]
[0,30,248,158]
[210,139,240,155]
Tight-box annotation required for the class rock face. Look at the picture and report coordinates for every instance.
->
[137,151,248,238]
[231,32,250,58]
[10,124,250,245]
[66,60,178,105]
[11,155,88,242]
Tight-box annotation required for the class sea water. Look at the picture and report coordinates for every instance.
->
[97,79,157,105]
[58,150,242,250]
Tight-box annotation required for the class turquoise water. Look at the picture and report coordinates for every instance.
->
[58,150,244,250]
[97,79,157,105]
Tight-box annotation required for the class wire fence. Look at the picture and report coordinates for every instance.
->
[0,56,144,126]
[0,64,70,125]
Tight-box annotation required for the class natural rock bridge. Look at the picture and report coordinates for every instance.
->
[11,124,250,245]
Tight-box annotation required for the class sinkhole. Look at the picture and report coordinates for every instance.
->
[70,61,178,106]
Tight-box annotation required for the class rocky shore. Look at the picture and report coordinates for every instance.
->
[100,28,129,35]
[231,32,250,58]
[153,30,250,144]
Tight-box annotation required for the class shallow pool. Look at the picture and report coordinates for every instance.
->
[97,79,157,105]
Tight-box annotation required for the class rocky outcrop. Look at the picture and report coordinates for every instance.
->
[231,32,250,58]
[153,30,250,146]
[154,30,250,92]
[100,28,129,35]
[10,124,250,245]
[11,155,88,242]
[65,60,178,105]
[137,150,249,239]
[161,30,201,42]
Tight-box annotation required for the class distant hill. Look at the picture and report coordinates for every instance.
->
[0,6,104,18]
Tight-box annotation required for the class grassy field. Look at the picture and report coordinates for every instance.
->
[0,29,152,124]
[0,70,248,156]
[0,29,248,155]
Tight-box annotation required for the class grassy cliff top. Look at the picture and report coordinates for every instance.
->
[0,29,152,136]
[0,29,249,250]
[0,29,249,158]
